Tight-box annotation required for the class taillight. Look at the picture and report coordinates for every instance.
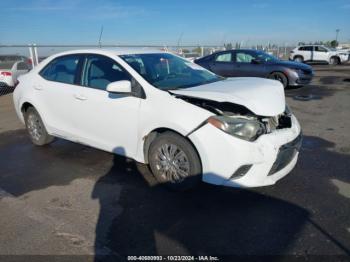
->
[28,58,32,65]
[1,71,12,76]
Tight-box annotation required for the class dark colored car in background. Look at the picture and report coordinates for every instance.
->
[194,49,314,88]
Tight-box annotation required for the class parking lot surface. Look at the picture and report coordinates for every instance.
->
[0,64,350,260]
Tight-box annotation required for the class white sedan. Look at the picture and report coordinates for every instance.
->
[13,49,302,190]
[0,58,31,89]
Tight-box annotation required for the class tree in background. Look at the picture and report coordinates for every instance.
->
[298,40,338,48]
[330,40,339,48]
[224,43,233,50]
[192,46,202,54]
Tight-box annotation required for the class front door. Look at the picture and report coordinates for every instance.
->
[314,46,330,62]
[232,51,264,77]
[72,54,141,157]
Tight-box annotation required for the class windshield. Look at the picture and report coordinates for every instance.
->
[120,53,222,90]
[254,51,278,62]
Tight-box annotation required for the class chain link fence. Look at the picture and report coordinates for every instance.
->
[0,84,15,97]
[0,43,297,97]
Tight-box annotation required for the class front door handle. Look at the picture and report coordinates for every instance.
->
[74,94,87,101]
[33,85,43,90]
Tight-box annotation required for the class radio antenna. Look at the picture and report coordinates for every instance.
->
[98,25,104,48]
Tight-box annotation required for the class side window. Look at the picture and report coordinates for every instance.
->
[40,55,80,84]
[235,52,254,63]
[299,46,313,51]
[17,62,29,70]
[315,46,327,52]
[215,52,232,62]
[82,55,130,91]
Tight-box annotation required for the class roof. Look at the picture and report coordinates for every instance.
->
[298,44,325,46]
[208,49,265,55]
[50,48,167,58]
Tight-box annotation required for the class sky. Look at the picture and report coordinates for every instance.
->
[1,0,350,46]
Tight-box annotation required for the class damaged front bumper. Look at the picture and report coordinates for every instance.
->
[188,114,302,188]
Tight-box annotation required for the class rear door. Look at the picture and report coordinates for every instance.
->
[208,51,234,77]
[298,46,313,61]
[37,54,83,138]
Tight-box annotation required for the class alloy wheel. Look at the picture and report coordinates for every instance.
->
[27,113,43,141]
[154,143,190,183]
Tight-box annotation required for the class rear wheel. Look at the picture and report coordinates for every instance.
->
[269,72,288,88]
[25,107,54,146]
[148,132,201,190]
[293,56,303,63]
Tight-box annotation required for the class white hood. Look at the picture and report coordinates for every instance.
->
[170,77,286,116]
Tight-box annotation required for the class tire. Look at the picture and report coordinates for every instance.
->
[330,56,340,65]
[148,131,202,190]
[293,56,303,63]
[269,72,288,88]
[24,107,54,146]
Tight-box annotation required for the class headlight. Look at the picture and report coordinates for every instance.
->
[293,69,305,75]
[207,115,265,141]
[288,68,303,77]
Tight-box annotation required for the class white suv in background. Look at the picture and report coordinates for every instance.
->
[290,45,349,65]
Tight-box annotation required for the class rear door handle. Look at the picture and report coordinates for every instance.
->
[74,94,87,101]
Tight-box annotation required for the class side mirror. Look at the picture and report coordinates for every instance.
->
[106,80,132,94]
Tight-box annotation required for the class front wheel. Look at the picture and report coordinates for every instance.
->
[148,132,202,190]
[330,56,340,65]
[269,72,288,88]
[25,107,54,146]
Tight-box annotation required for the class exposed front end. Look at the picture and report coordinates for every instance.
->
[189,110,302,188]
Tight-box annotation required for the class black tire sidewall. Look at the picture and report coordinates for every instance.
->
[148,132,202,190]
[270,72,288,88]
[294,56,303,63]
[25,107,53,146]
